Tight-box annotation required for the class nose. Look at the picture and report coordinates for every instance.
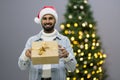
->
[46,19,50,23]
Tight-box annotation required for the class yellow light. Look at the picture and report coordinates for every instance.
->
[96,70,99,73]
[73,41,78,44]
[72,31,75,34]
[76,64,79,67]
[74,52,77,56]
[80,52,84,56]
[80,57,83,61]
[82,23,86,27]
[79,36,82,39]
[77,49,81,53]
[88,53,91,56]
[88,57,91,60]
[89,24,93,28]
[87,74,91,79]
[93,77,97,80]
[74,23,78,27]
[92,33,96,38]
[96,42,99,46]
[90,63,93,66]
[79,31,83,35]
[83,65,87,68]
[64,30,68,34]
[80,78,84,80]
[100,55,103,58]
[71,37,75,41]
[103,54,107,58]
[84,0,88,4]
[91,46,95,50]
[66,77,70,80]
[93,39,96,42]
[94,53,98,58]
[99,67,102,72]
[76,69,79,73]
[99,60,104,64]
[66,23,70,28]
[60,24,65,30]
[92,71,95,74]
[73,77,76,80]
[92,42,96,46]
[85,44,88,50]
[84,70,88,74]
[86,34,90,38]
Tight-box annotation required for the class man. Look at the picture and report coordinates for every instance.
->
[18,6,77,80]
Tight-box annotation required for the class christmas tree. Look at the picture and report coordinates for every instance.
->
[60,0,107,80]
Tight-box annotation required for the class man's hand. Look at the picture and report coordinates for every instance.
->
[25,49,32,59]
[58,45,69,58]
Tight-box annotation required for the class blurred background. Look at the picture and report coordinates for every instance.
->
[0,0,120,80]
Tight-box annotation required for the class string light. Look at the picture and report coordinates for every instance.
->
[84,70,88,74]
[77,49,81,53]
[82,23,86,27]
[60,24,65,30]
[103,54,107,58]
[68,14,73,19]
[74,23,78,27]
[80,57,83,61]
[80,52,84,56]
[90,63,93,66]
[74,52,77,56]
[92,33,96,38]
[66,23,71,28]
[80,5,84,10]
[83,64,87,68]
[73,5,77,9]
[87,73,91,79]
[80,78,84,80]
[84,0,88,4]
[71,36,75,41]
[76,69,80,73]
[73,77,76,80]
[78,16,82,20]
[64,30,68,34]
[86,34,90,38]
[67,77,70,80]
[89,24,93,28]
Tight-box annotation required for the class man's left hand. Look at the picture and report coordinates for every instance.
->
[58,45,69,58]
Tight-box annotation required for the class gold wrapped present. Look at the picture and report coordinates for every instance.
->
[31,41,59,65]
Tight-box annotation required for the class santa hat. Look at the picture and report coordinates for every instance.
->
[34,6,58,24]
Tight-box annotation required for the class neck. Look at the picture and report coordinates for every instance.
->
[44,29,54,33]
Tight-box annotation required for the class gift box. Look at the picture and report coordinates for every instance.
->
[31,41,59,65]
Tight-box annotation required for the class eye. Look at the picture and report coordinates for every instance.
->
[49,17,54,20]
[42,17,47,20]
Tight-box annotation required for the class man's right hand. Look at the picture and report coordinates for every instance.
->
[25,49,32,59]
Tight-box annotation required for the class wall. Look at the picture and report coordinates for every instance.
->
[0,0,120,80]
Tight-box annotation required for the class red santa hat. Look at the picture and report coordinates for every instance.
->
[34,6,58,24]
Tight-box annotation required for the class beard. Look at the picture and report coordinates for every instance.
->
[42,23,55,33]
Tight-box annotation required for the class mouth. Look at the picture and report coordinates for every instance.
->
[44,23,52,28]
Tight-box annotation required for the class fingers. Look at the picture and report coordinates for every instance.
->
[25,48,32,59]
[58,45,69,58]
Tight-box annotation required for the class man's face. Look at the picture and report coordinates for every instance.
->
[41,14,56,33]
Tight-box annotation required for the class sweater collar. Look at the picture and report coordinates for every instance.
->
[36,29,61,41]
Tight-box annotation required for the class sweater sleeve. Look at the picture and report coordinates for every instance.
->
[63,37,77,72]
[18,38,31,70]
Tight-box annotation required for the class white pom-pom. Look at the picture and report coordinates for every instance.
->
[34,17,40,24]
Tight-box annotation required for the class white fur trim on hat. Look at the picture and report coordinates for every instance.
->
[34,17,40,24]
[34,6,58,24]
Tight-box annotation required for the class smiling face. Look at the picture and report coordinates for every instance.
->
[41,14,56,33]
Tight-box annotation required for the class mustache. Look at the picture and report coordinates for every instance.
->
[44,23,52,25]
